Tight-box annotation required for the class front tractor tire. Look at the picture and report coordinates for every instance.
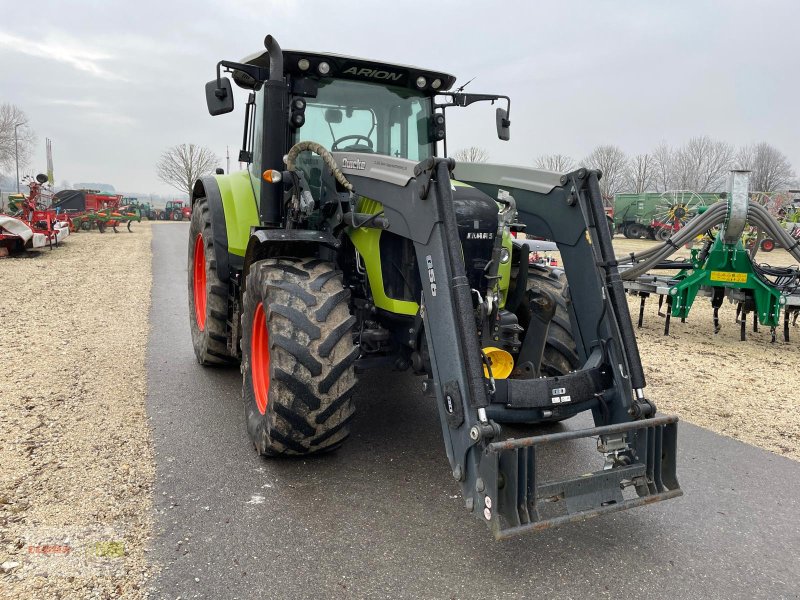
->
[490,265,581,425]
[188,196,235,365]
[517,266,580,378]
[241,258,358,456]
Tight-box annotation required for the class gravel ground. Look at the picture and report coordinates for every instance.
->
[0,222,155,598]
[615,238,800,460]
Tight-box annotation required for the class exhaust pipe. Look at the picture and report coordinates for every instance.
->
[264,35,283,81]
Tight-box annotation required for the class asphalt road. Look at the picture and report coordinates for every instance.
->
[147,223,800,600]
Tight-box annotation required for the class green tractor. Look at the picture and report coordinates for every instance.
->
[188,35,681,538]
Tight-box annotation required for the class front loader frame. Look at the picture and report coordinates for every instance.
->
[336,154,681,537]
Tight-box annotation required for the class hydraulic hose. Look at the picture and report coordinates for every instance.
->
[618,203,729,280]
[617,200,800,281]
[284,141,353,192]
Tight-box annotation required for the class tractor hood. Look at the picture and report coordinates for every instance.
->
[234,48,456,94]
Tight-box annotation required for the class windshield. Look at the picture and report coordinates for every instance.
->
[294,78,433,161]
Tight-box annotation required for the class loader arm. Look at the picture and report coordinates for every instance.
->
[339,155,682,538]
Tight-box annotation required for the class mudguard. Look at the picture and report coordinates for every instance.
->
[192,172,258,282]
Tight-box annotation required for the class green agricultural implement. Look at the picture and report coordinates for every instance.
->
[72,208,141,233]
[187,34,682,539]
[620,171,800,342]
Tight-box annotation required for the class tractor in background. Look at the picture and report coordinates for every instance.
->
[162,200,191,221]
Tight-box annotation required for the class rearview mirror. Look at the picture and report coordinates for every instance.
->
[325,108,343,124]
[496,108,510,141]
[35,173,49,184]
[205,77,234,116]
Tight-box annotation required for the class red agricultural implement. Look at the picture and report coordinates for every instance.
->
[0,174,70,255]
[52,189,141,233]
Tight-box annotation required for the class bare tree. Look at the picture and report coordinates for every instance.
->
[582,144,629,204]
[652,142,675,192]
[534,153,575,172]
[736,142,796,192]
[625,153,655,193]
[672,136,734,191]
[156,144,220,197]
[0,103,36,178]
[452,146,489,163]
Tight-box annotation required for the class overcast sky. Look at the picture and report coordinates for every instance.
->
[2,0,798,196]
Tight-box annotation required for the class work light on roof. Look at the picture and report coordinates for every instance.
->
[416,76,427,89]
[431,78,442,90]
[297,58,310,71]
[318,61,331,75]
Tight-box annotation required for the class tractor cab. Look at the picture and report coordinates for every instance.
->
[205,36,511,226]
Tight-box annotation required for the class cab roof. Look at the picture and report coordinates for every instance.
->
[233,49,457,94]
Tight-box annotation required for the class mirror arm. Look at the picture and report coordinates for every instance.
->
[216,60,270,90]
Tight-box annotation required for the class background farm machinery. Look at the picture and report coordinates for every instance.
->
[160,200,191,221]
[52,189,141,233]
[614,191,719,240]
[619,171,800,342]
[0,174,70,254]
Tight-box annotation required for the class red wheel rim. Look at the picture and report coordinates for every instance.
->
[251,302,270,415]
[193,233,207,331]
[762,239,775,251]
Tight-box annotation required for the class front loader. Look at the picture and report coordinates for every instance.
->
[188,35,681,539]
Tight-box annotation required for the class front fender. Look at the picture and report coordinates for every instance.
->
[242,228,341,284]
[192,171,258,282]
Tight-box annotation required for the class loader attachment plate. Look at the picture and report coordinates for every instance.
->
[478,415,682,540]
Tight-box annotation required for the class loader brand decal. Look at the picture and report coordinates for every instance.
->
[343,66,403,82]
[426,255,437,297]
[710,270,748,284]
[342,158,367,171]
[342,157,366,171]
[466,232,494,240]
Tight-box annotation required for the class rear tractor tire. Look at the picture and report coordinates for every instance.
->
[241,258,358,456]
[188,196,236,366]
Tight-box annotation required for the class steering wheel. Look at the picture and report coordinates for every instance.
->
[331,134,374,152]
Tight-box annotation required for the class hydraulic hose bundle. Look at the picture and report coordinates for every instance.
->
[617,201,800,280]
